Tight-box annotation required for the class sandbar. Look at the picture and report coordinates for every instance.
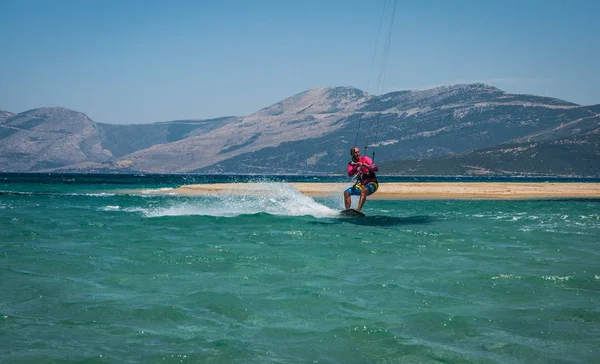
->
[168,182,600,200]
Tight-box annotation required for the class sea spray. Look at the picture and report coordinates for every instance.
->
[138,182,341,218]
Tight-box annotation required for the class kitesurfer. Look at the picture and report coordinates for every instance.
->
[344,147,378,212]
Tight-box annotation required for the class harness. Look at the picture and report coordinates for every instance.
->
[355,180,379,193]
[351,162,378,192]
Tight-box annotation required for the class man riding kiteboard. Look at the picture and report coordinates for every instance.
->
[343,146,378,213]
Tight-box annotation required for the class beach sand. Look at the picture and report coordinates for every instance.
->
[169,182,600,199]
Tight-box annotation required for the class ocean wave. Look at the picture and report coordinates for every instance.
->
[0,190,115,197]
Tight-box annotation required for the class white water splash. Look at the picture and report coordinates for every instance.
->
[139,183,341,218]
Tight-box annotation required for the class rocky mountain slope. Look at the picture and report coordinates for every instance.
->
[0,110,14,122]
[97,116,237,158]
[380,128,600,176]
[192,85,598,175]
[1,84,598,176]
[0,107,112,171]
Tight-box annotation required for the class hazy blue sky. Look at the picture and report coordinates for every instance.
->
[1,0,598,124]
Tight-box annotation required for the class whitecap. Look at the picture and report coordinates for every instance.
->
[541,275,573,281]
[491,274,522,280]
[85,193,116,197]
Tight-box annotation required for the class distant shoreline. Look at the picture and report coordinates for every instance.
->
[2,172,599,185]
[169,182,600,200]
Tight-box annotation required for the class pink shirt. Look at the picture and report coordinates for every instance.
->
[347,156,378,184]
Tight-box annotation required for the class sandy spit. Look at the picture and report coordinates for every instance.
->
[167,182,600,200]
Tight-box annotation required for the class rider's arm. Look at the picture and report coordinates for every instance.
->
[347,162,358,177]
[360,157,378,172]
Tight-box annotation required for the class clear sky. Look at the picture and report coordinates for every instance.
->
[1,0,598,124]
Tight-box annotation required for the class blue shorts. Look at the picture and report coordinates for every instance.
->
[345,182,378,196]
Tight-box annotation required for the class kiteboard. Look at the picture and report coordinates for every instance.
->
[340,209,366,217]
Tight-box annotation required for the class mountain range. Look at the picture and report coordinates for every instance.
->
[1,83,598,176]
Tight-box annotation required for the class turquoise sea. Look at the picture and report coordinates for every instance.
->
[1,174,599,363]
